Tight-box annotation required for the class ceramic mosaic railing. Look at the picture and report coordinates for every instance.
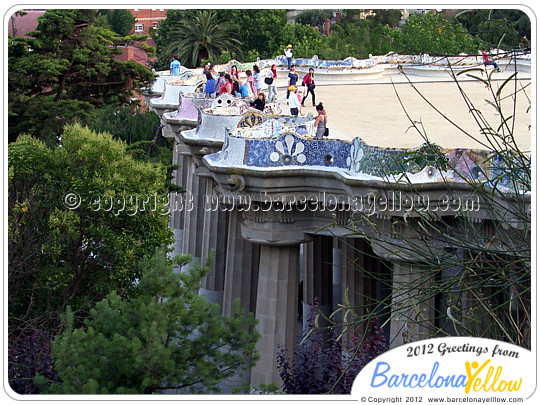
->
[180,95,251,143]
[162,93,207,125]
[155,50,531,80]
[150,71,197,94]
[151,51,530,93]
[234,109,312,132]
[205,112,529,191]
[149,82,183,109]
[237,50,530,71]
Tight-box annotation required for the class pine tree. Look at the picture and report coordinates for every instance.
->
[43,250,260,394]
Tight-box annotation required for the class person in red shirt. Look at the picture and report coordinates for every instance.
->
[219,74,234,95]
[301,68,316,106]
[482,49,501,72]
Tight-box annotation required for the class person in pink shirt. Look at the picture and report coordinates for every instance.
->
[245,69,257,97]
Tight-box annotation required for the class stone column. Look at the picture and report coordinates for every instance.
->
[222,210,260,317]
[218,208,262,392]
[198,178,229,308]
[251,243,300,387]
[180,158,206,271]
[389,260,435,348]
[302,235,334,334]
[340,238,371,348]
[332,237,343,316]
[169,142,189,260]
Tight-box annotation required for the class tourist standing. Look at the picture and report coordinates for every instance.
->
[231,75,240,96]
[302,68,316,106]
[219,74,234,95]
[287,64,299,98]
[230,64,240,80]
[284,44,293,70]
[170,56,181,75]
[245,69,257,97]
[278,85,301,116]
[202,63,211,75]
[215,72,226,94]
[265,64,278,102]
[204,72,216,98]
[481,49,501,72]
[253,65,262,93]
[314,102,328,139]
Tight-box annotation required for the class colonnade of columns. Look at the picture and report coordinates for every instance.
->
[157,104,444,391]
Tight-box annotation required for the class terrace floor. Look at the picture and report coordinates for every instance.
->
[272,71,532,152]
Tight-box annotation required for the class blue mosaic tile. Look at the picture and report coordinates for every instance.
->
[244,132,351,168]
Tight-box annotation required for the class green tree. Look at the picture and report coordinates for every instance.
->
[338,9,363,25]
[455,9,531,50]
[153,9,289,68]
[87,104,173,166]
[43,250,259,394]
[278,22,329,59]
[394,11,480,55]
[162,10,243,68]
[367,9,402,28]
[8,124,172,333]
[326,19,372,59]
[294,9,334,31]
[215,9,288,60]
[8,9,155,143]
[106,9,136,36]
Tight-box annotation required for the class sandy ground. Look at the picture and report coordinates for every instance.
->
[271,71,532,152]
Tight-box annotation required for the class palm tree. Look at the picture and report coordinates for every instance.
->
[165,10,243,68]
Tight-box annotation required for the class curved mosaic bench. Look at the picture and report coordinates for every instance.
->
[150,52,531,92]
[150,71,197,95]
[162,93,208,130]
[296,66,384,82]
[149,83,183,110]
[498,57,531,73]
[180,94,250,144]
[205,120,529,191]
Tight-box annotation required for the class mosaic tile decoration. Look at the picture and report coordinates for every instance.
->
[150,71,198,94]
[198,94,250,115]
[231,120,284,139]
[234,110,312,131]
[209,123,528,190]
[237,110,266,128]
[151,58,530,190]
[153,52,530,85]
[347,138,448,177]
[193,108,248,140]
[150,83,205,107]
[244,132,352,168]
[346,137,529,190]
[150,83,181,107]
[167,75,202,86]
[210,94,236,109]
[163,96,200,122]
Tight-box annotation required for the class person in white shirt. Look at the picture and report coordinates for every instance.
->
[284,44,293,70]
[278,85,301,116]
[264,65,278,102]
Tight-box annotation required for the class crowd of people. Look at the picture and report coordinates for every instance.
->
[169,44,328,138]
[168,43,507,140]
